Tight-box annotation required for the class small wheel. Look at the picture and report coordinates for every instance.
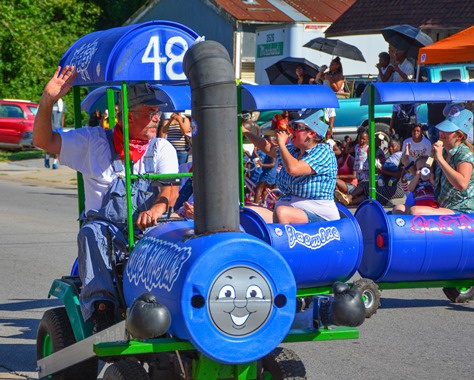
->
[351,278,381,318]
[37,307,98,380]
[442,287,474,303]
[260,347,306,379]
[103,361,150,380]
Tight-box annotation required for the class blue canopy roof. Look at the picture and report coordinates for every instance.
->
[60,20,199,86]
[81,84,340,113]
[241,84,339,110]
[81,85,191,112]
[81,86,120,112]
[360,82,474,105]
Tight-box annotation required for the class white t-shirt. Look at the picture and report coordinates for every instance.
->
[377,64,394,82]
[59,127,179,213]
[401,137,432,163]
[392,59,414,82]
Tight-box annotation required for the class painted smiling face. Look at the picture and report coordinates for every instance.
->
[208,266,273,337]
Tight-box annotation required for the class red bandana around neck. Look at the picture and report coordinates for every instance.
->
[113,125,150,163]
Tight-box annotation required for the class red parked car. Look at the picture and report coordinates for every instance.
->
[0,99,39,150]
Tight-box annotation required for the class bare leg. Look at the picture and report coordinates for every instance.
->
[245,205,274,223]
[273,206,308,224]
[392,204,407,214]
[409,206,455,215]
[336,179,349,193]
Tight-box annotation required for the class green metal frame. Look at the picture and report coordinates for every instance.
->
[48,278,93,341]
[375,279,474,291]
[367,84,376,200]
[93,326,358,380]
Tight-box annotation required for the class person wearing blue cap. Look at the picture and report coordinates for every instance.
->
[393,107,474,215]
[242,109,339,224]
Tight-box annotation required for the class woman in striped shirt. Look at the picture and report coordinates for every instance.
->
[161,112,191,164]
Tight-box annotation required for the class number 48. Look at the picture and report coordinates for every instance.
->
[142,35,188,80]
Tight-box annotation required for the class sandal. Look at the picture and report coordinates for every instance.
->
[334,189,350,206]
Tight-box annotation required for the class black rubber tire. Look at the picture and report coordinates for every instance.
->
[36,307,98,380]
[261,347,306,380]
[442,287,474,303]
[103,361,150,380]
[351,278,381,318]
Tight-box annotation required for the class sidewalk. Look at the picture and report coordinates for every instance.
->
[0,158,77,189]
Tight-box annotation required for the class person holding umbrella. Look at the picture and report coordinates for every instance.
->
[294,63,314,85]
[315,57,345,94]
[392,48,414,82]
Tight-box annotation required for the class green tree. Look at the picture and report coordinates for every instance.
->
[0,0,146,127]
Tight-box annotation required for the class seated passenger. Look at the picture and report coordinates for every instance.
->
[393,109,474,215]
[392,155,438,214]
[347,138,405,206]
[242,110,339,224]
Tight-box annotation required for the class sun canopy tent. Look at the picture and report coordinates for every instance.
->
[60,20,199,86]
[418,26,474,65]
[360,82,474,105]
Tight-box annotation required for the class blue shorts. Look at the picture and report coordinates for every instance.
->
[303,210,328,223]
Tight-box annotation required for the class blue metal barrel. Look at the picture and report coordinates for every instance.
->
[123,222,296,364]
[355,200,474,282]
[239,205,363,288]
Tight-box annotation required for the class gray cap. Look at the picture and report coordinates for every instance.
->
[127,83,162,109]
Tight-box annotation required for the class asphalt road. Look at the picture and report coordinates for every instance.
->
[0,178,473,380]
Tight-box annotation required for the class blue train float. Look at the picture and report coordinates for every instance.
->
[35,20,474,380]
[36,21,364,380]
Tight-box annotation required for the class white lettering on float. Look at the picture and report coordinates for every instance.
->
[126,237,191,292]
[69,39,98,81]
[285,225,340,250]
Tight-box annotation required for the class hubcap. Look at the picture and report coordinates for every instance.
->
[42,333,53,357]
[362,290,374,309]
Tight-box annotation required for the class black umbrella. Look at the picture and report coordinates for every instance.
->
[265,57,319,85]
[381,24,433,59]
[303,37,366,62]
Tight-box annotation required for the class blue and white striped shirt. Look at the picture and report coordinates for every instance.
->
[276,143,337,200]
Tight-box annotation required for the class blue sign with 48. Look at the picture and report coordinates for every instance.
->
[59,20,200,86]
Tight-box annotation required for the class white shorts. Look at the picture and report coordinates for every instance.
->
[275,195,340,221]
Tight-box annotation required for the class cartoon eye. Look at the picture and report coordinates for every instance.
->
[246,285,263,299]
[218,285,235,299]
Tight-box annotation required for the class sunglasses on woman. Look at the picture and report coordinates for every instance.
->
[290,122,311,132]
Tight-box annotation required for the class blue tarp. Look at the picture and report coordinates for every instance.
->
[360,82,474,105]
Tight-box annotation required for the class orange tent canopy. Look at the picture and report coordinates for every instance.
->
[418,26,474,65]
